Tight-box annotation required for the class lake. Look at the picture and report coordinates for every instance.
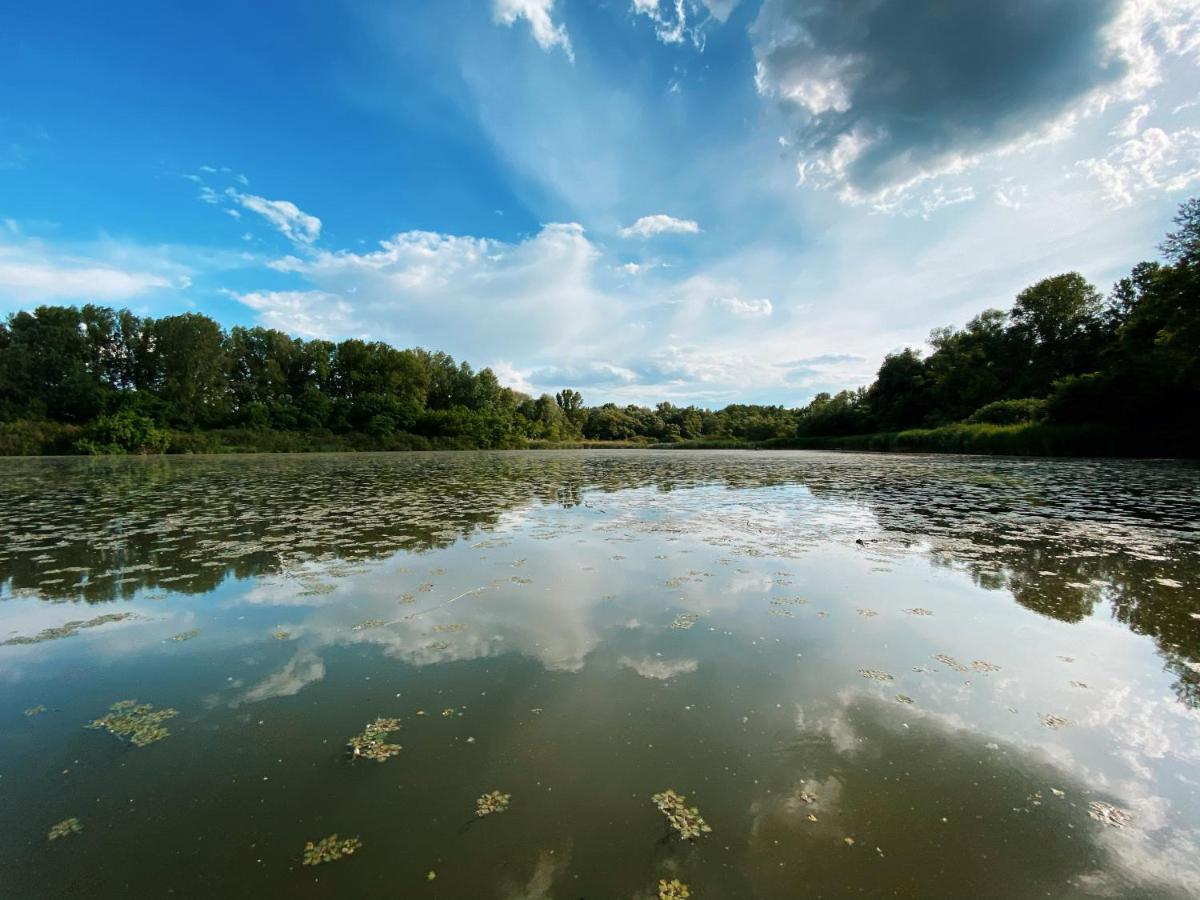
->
[1,450,1199,898]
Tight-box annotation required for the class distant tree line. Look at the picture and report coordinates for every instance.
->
[0,199,1195,455]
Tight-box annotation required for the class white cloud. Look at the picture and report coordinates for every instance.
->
[1078,124,1200,206]
[619,655,699,679]
[239,650,326,704]
[228,289,358,338]
[226,189,321,245]
[0,243,173,302]
[492,0,574,61]
[716,295,773,318]
[248,223,607,360]
[619,214,701,237]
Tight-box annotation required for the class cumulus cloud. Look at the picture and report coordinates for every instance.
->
[251,222,606,360]
[493,0,574,61]
[716,295,773,318]
[751,0,1198,206]
[1078,124,1200,205]
[619,655,699,679]
[618,214,701,237]
[226,189,321,244]
[239,650,326,704]
[228,289,358,338]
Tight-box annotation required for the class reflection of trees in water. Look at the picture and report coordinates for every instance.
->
[3,452,1197,701]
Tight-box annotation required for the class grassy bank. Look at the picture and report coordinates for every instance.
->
[0,419,1187,459]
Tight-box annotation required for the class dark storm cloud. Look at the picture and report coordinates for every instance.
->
[754,0,1129,194]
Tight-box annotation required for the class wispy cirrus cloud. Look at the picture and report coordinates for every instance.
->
[492,0,574,61]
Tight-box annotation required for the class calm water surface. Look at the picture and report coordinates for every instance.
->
[1,450,1199,898]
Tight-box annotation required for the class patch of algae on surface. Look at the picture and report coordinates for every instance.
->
[3,612,135,646]
[347,717,402,761]
[302,834,362,866]
[652,789,712,841]
[87,700,178,747]
[659,878,691,899]
[475,790,511,817]
[48,817,82,841]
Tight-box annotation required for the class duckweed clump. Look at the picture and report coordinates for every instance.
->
[858,669,893,682]
[475,790,511,817]
[347,717,402,761]
[87,700,178,747]
[671,613,699,630]
[48,817,82,840]
[302,833,361,865]
[652,789,712,841]
[659,878,691,899]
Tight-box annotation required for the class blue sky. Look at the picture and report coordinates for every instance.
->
[2,0,1198,406]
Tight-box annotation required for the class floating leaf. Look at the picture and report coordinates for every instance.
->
[475,790,511,817]
[87,700,177,747]
[347,717,402,761]
[48,817,82,841]
[302,833,361,866]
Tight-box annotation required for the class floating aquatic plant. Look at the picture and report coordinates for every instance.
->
[48,817,82,841]
[1039,713,1069,730]
[3,612,135,646]
[87,699,178,747]
[347,717,402,761]
[856,608,879,618]
[24,704,47,717]
[1088,801,1133,828]
[671,613,699,630]
[858,669,893,682]
[168,629,200,642]
[904,608,934,616]
[302,833,361,866]
[659,878,691,899]
[272,630,290,640]
[352,619,386,631]
[475,790,511,817]
[896,694,914,704]
[428,640,450,651]
[433,623,465,633]
[652,789,712,841]
[441,707,458,717]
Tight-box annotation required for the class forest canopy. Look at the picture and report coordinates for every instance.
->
[1,199,1196,456]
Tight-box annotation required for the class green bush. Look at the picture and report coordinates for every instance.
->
[74,410,170,455]
[966,397,1046,425]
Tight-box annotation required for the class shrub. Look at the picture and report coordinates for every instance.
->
[966,397,1047,425]
[74,410,170,455]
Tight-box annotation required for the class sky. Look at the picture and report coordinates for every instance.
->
[1,0,1198,407]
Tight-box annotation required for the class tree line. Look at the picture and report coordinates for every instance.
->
[0,199,1195,455]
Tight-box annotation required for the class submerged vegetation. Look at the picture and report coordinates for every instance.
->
[87,700,178,747]
[301,834,361,866]
[2,199,1195,458]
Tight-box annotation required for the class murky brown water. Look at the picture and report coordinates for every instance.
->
[1,450,1198,897]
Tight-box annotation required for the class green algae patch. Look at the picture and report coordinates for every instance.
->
[659,878,691,899]
[652,789,712,841]
[87,700,178,747]
[48,817,83,841]
[3,612,135,646]
[347,717,402,761]
[475,790,511,817]
[302,833,361,866]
